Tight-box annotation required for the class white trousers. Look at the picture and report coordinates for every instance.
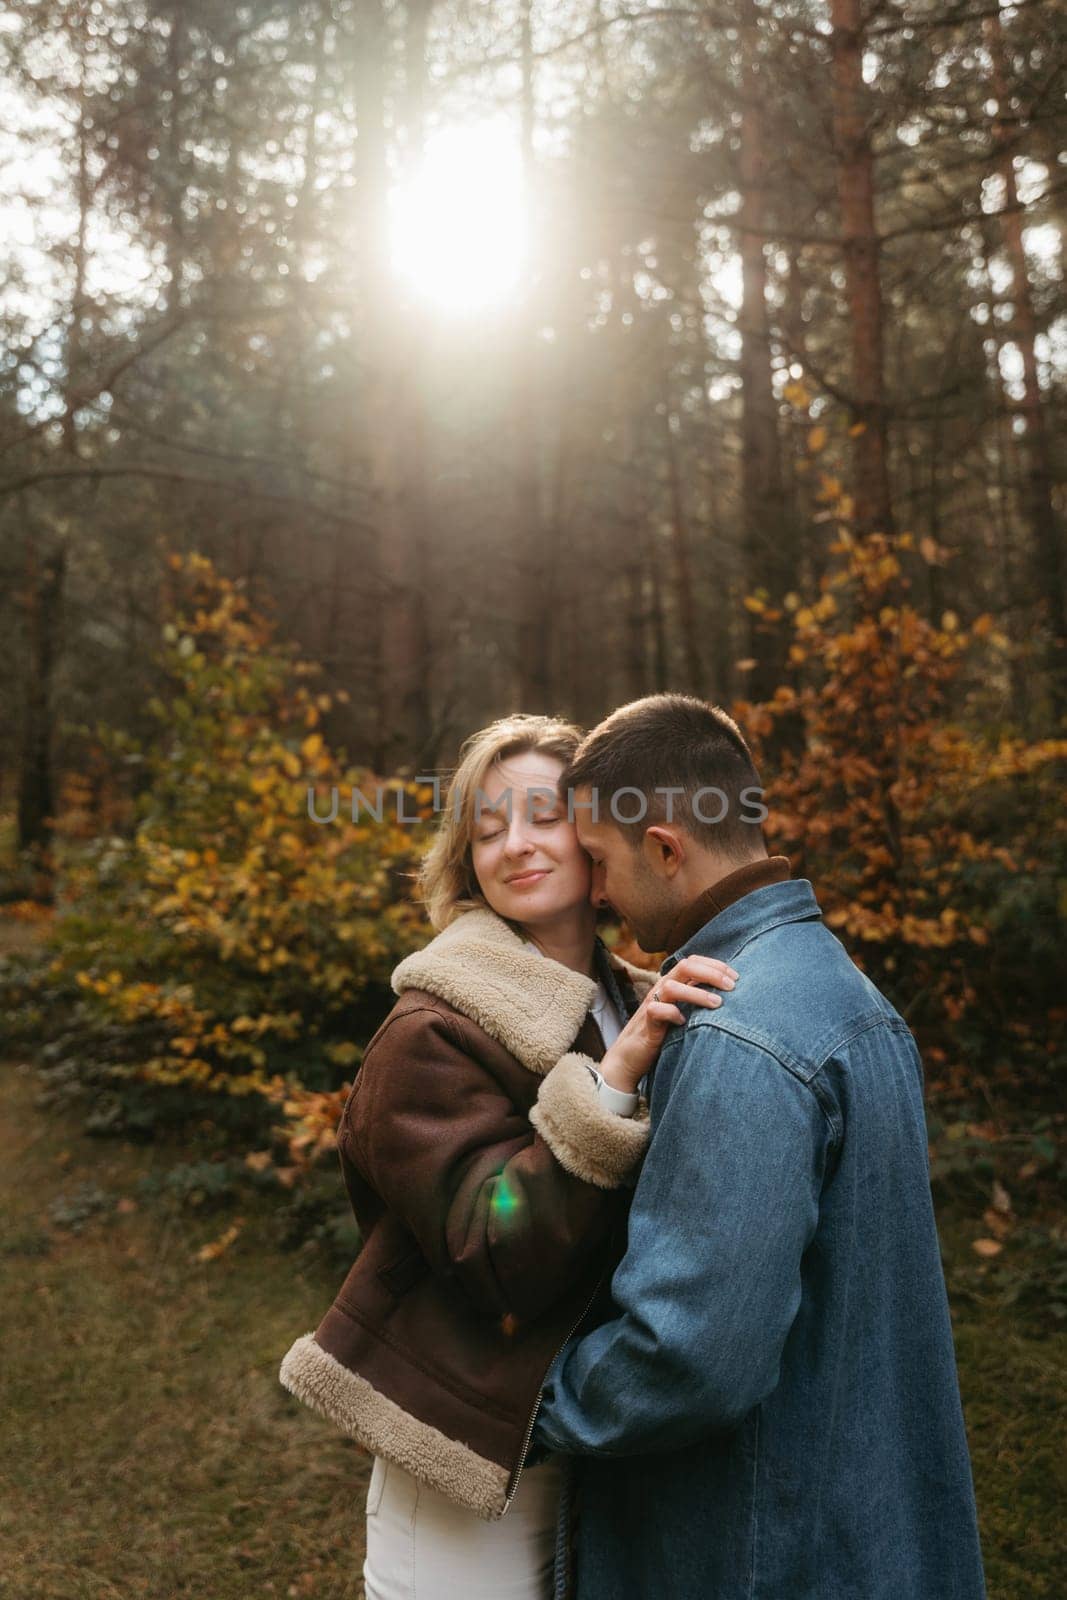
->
[362,1453,563,1600]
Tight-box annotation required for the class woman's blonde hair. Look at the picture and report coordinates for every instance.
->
[417,714,584,931]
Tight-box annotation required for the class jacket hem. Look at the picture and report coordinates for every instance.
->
[279,1333,512,1520]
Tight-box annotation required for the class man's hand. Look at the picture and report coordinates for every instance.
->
[599,956,738,1094]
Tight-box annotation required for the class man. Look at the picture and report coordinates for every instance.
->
[532,693,987,1599]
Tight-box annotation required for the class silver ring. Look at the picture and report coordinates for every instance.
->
[651,988,662,1004]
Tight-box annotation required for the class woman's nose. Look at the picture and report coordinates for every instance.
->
[502,820,535,857]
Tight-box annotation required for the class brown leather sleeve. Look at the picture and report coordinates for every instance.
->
[343,1001,630,1323]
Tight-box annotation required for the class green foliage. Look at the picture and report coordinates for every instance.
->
[46,1181,114,1233]
[274,1172,364,1270]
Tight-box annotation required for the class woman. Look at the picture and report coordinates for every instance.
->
[279,715,736,1600]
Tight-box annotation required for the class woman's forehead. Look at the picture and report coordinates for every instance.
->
[483,752,563,797]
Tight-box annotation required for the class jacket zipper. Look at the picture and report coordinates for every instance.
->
[500,1266,609,1516]
[502,962,637,1520]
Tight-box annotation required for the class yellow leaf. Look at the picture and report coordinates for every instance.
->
[848,421,867,437]
[302,732,323,760]
[808,426,828,453]
[194,1219,244,1262]
[326,1040,361,1066]
[971,1238,1002,1258]
[941,611,959,633]
[743,596,766,615]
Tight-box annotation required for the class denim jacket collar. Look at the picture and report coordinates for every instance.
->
[661,855,791,955]
[661,875,823,974]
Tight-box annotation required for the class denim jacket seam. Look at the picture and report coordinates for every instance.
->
[748,1406,761,1599]
[730,909,822,959]
[691,1005,900,1070]
[813,1014,911,1152]
[670,1020,839,1157]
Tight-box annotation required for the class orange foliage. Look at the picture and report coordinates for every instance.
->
[737,532,1065,1090]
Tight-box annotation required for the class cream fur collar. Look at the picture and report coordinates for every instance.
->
[390,907,654,1075]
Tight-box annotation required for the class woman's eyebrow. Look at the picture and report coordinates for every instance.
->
[524,787,561,812]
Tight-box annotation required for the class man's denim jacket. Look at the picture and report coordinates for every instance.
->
[534,879,987,1599]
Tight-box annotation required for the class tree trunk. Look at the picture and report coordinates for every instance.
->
[829,0,895,537]
[978,224,1029,720]
[986,10,1066,714]
[738,0,792,702]
[17,538,67,891]
[161,1,187,318]
[514,0,554,710]
[660,401,704,694]
[643,514,670,692]
[351,0,433,770]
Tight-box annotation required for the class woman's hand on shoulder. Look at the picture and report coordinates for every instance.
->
[598,956,739,1095]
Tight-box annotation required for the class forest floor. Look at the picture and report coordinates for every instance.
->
[0,1057,372,1600]
[0,1048,1063,1599]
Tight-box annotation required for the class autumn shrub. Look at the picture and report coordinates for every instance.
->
[13,552,435,1166]
[739,529,1065,1094]
[736,530,1066,1285]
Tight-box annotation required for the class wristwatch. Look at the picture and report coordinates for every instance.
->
[583,1062,640,1117]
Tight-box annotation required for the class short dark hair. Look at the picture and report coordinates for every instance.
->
[560,693,766,859]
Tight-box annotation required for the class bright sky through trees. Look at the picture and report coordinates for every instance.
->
[388,121,527,312]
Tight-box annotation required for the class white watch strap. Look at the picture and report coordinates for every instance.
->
[586,1063,640,1117]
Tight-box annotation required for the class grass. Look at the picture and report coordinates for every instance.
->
[0,1054,1063,1600]
[939,1212,1067,1598]
[0,1059,372,1600]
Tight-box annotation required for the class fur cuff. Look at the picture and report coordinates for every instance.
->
[529,1053,650,1190]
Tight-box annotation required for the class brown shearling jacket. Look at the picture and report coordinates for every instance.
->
[279,908,655,1519]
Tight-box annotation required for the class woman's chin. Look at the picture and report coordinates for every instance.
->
[501,889,593,926]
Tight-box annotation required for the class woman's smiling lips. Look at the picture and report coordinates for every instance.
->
[504,869,549,886]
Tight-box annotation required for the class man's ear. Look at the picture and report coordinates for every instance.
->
[641,825,686,879]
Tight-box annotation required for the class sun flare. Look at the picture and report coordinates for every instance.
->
[389,121,527,312]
